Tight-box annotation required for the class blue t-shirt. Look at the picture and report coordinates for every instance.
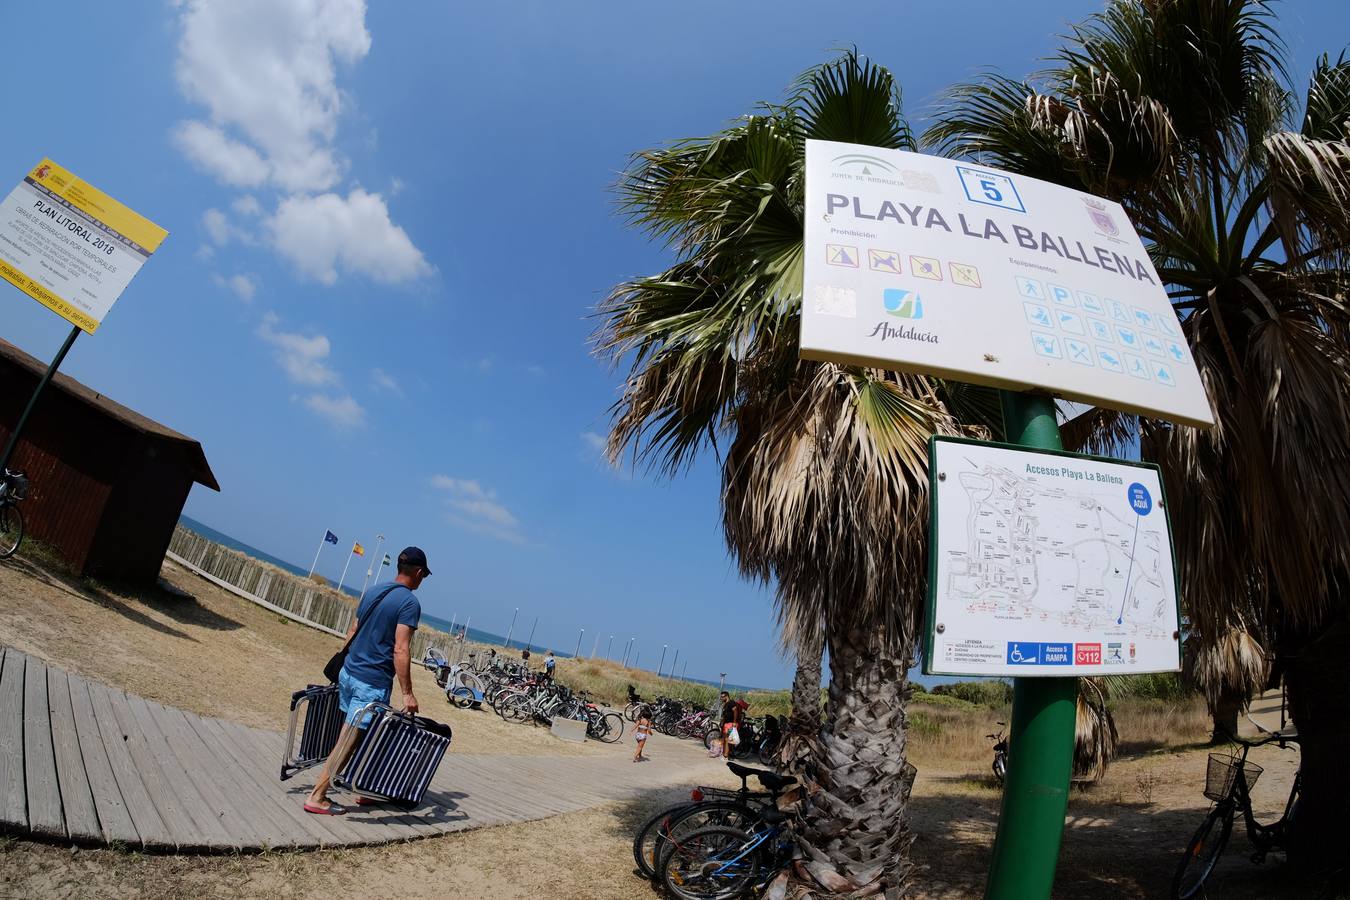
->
[343,582,421,691]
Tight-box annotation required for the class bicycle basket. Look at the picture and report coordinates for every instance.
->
[1204,753,1263,801]
[2,471,27,500]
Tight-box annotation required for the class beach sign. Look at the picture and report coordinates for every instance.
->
[0,159,167,334]
[800,141,1213,428]
[924,436,1181,677]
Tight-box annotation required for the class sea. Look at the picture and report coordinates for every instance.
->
[176,514,759,686]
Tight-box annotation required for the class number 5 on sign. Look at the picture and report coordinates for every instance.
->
[956,166,1025,213]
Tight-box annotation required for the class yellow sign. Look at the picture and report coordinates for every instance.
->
[0,159,167,333]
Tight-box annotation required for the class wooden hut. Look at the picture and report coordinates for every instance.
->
[0,338,219,581]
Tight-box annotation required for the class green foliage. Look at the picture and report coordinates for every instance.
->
[910,691,979,711]
[931,680,1014,707]
[908,710,944,738]
[1106,672,1194,703]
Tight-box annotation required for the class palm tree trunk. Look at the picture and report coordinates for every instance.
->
[793,624,916,898]
[1208,694,1241,745]
[780,627,825,773]
[1283,618,1350,884]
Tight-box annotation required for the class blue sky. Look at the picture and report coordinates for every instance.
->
[2,1,1343,688]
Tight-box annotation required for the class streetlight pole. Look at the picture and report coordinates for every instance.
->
[719,673,726,693]
[574,628,584,658]
[607,634,614,660]
[658,644,668,678]
[681,660,688,681]
[621,637,633,667]
[358,532,386,602]
[525,615,538,652]
[504,607,519,648]
[670,648,679,681]
[590,632,600,658]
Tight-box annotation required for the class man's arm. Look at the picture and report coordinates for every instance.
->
[394,624,418,714]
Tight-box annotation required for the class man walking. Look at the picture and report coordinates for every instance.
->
[304,547,431,815]
[543,650,556,683]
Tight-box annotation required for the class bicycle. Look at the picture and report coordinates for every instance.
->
[0,469,28,560]
[633,761,794,882]
[987,722,1008,785]
[660,805,795,899]
[1171,731,1301,899]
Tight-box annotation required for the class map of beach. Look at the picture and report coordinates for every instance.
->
[928,438,1181,676]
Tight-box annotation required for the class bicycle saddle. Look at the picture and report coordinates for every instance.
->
[727,761,797,792]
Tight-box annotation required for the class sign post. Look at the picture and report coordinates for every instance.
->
[801,140,1199,900]
[983,392,1077,900]
[0,158,167,473]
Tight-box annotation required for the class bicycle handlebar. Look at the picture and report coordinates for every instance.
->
[1220,727,1299,750]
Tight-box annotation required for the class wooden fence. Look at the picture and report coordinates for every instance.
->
[166,525,454,660]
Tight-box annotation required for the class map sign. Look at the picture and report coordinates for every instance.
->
[0,159,167,333]
[801,141,1214,428]
[925,436,1181,677]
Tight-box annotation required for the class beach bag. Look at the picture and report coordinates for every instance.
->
[726,725,741,747]
[324,585,400,683]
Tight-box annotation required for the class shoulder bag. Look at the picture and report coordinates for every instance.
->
[324,584,402,683]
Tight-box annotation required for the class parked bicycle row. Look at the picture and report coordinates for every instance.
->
[632,759,801,898]
[624,685,785,761]
[419,648,625,742]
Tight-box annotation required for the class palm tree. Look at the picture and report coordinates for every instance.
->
[597,51,998,895]
[927,0,1350,877]
[778,606,824,774]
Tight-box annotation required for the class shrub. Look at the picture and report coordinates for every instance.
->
[932,680,1014,707]
[308,573,328,587]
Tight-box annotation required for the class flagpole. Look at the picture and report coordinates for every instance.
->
[308,533,328,578]
[359,533,386,602]
[337,546,357,593]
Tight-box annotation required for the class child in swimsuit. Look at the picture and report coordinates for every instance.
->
[633,712,653,762]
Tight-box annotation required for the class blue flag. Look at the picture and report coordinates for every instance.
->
[324,530,339,544]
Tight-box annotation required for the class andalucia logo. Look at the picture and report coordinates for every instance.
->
[832,153,898,177]
[883,288,924,319]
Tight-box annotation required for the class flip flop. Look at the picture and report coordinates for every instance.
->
[304,801,347,816]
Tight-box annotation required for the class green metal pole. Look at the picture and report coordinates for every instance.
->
[0,324,80,473]
[983,391,1078,900]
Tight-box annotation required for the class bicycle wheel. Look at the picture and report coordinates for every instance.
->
[449,686,475,708]
[662,825,760,900]
[653,802,766,882]
[633,801,695,877]
[0,503,21,560]
[597,712,624,743]
[1171,807,1233,899]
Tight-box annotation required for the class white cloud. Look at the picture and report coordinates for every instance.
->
[202,208,232,245]
[581,431,605,454]
[211,272,257,301]
[231,195,262,217]
[269,189,432,284]
[173,121,269,187]
[173,0,370,192]
[302,391,367,429]
[430,475,524,543]
[202,207,255,247]
[256,311,337,386]
[370,367,402,396]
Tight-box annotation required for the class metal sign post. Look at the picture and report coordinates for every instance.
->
[0,325,79,473]
[983,391,1077,900]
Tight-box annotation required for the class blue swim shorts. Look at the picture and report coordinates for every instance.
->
[338,667,391,727]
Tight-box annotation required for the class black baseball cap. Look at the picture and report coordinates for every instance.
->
[399,546,431,575]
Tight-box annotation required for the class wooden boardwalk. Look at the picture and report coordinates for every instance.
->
[0,645,713,851]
